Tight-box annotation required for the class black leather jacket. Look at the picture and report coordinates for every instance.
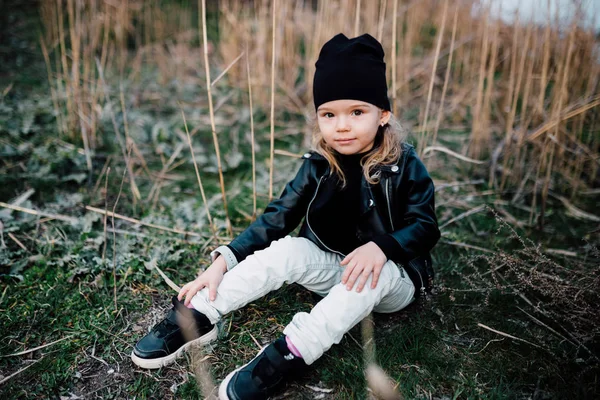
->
[228,143,440,293]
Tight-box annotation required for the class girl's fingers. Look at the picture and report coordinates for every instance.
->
[355,267,372,292]
[341,260,358,284]
[370,266,382,289]
[177,284,190,301]
[341,263,352,283]
[340,250,357,266]
[346,263,364,290]
[184,282,205,305]
[208,282,217,302]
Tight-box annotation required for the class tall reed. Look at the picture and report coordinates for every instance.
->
[39,0,600,218]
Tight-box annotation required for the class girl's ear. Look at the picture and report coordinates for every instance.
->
[380,110,391,126]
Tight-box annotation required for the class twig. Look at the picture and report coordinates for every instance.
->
[148,144,184,207]
[0,357,45,385]
[120,84,151,179]
[85,206,203,238]
[391,0,398,115]
[4,189,35,210]
[418,0,448,156]
[88,352,109,367]
[429,1,458,158]
[0,286,7,305]
[89,323,132,348]
[246,46,257,220]
[544,248,578,258]
[102,167,110,262]
[248,332,263,351]
[144,258,181,293]
[112,160,128,313]
[200,0,233,238]
[435,179,485,191]
[512,289,599,361]
[477,323,545,350]
[527,96,600,142]
[7,233,28,252]
[211,51,244,87]
[469,338,504,355]
[439,204,486,230]
[273,149,303,158]
[552,194,600,222]
[440,240,495,254]
[422,146,485,164]
[1,335,74,358]
[376,0,386,42]
[268,0,278,200]
[92,155,112,196]
[516,307,577,348]
[0,202,77,224]
[353,0,361,36]
[181,107,217,242]
[95,58,141,201]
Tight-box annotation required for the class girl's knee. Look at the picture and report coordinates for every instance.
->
[259,236,323,262]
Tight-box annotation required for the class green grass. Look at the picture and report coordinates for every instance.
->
[1,5,599,398]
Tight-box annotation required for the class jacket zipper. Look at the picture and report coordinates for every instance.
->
[306,175,346,257]
[385,176,425,293]
[385,177,395,231]
[408,259,427,296]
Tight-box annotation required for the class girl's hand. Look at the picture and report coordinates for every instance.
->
[178,256,227,305]
[340,242,387,292]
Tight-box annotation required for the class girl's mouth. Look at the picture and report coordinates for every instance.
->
[336,138,356,144]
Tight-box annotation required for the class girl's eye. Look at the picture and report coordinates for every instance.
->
[351,110,363,116]
[323,112,334,118]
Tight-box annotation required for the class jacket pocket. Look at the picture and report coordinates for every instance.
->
[404,254,434,297]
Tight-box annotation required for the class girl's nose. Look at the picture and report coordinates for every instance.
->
[336,117,350,132]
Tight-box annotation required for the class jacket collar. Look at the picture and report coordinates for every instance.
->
[302,143,414,175]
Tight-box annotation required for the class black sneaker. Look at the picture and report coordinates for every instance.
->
[131,296,218,369]
[218,336,307,400]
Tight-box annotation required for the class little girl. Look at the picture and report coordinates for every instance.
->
[131,33,440,400]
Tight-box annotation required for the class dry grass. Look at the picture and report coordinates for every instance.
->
[38,0,599,222]
[33,2,600,395]
[441,208,600,360]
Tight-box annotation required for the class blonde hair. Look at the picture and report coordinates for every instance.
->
[311,113,407,187]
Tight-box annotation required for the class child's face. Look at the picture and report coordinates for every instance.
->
[317,100,390,155]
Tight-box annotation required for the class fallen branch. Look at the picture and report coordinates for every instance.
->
[422,146,485,164]
[144,258,181,292]
[517,307,576,348]
[85,206,203,238]
[274,149,303,158]
[477,323,545,350]
[7,233,28,252]
[439,204,487,230]
[440,240,495,254]
[1,335,74,358]
[553,194,600,222]
[0,202,77,224]
[0,357,45,385]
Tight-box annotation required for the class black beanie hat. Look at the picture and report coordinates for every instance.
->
[313,33,390,111]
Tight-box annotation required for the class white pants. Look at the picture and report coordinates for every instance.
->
[190,236,415,365]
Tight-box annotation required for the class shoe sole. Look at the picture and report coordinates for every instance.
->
[218,346,269,400]
[131,325,218,369]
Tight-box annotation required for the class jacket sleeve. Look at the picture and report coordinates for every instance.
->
[224,158,316,265]
[387,148,440,262]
